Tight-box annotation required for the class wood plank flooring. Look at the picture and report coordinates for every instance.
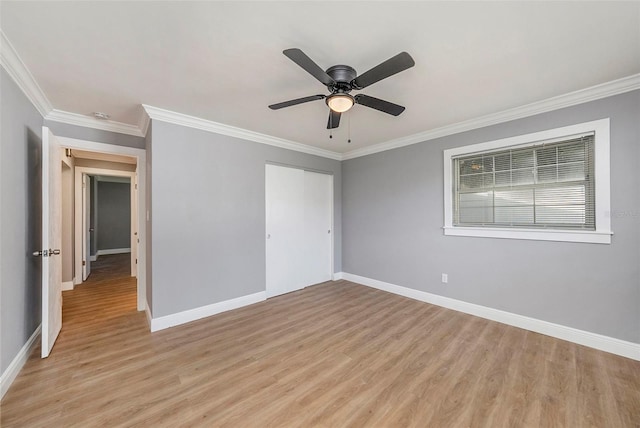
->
[2,256,639,427]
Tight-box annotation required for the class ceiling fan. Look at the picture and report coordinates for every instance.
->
[269,48,415,129]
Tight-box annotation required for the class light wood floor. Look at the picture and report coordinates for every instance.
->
[2,257,639,427]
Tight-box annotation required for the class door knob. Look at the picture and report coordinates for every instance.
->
[32,249,60,257]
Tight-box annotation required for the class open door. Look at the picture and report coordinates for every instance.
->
[131,172,138,277]
[39,127,63,358]
[82,174,91,280]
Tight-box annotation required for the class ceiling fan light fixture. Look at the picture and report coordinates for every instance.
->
[326,94,354,113]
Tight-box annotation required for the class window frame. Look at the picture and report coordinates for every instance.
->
[443,119,612,244]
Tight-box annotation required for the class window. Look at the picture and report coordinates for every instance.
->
[443,119,612,243]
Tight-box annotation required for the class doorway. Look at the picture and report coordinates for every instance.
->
[58,136,147,311]
[40,130,148,358]
[74,167,137,284]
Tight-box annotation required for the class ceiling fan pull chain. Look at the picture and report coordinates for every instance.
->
[348,111,351,143]
[329,113,333,139]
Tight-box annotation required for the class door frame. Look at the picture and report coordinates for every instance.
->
[75,168,137,282]
[60,136,147,312]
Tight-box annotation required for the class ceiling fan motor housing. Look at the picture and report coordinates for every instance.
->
[326,65,357,93]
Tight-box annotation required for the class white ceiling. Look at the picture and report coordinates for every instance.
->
[2,2,639,154]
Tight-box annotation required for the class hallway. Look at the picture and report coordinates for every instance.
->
[63,253,137,325]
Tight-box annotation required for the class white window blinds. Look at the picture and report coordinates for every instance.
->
[453,134,595,229]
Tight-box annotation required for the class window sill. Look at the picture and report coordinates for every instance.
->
[443,226,612,244]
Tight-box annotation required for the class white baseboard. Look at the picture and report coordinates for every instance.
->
[332,272,344,280]
[340,272,640,361]
[90,255,97,262]
[1,325,41,399]
[149,291,267,332]
[96,248,131,256]
[62,279,74,291]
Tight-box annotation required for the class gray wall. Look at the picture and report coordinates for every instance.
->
[0,68,43,373]
[149,120,342,317]
[44,120,145,149]
[97,181,131,250]
[342,90,640,344]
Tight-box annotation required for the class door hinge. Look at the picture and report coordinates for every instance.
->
[82,260,86,266]
[135,258,138,264]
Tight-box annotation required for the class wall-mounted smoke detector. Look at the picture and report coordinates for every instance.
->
[93,112,110,120]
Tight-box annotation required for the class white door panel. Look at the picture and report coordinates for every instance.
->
[304,171,332,285]
[41,127,63,358]
[266,165,305,298]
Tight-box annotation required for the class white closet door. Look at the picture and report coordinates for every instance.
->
[265,164,305,298]
[303,171,332,285]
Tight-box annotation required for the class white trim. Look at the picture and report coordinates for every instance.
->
[332,272,344,280]
[0,31,52,116]
[1,325,41,399]
[90,255,97,262]
[142,105,342,161]
[46,109,144,137]
[62,280,74,291]
[342,273,640,361]
[145,304,152,327]
[62,137,147,312]
[149,292,267,332]
[138,110,151,137]
[442,118,612,244]
[442,227,613,244]
[94,175,131,183]
[342,74,640,160]
[96,248,131,256]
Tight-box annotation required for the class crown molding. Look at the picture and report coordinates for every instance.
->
[142,105,343,161]
[138,109,151,137]
[341,73,640,160]
[0,30,52,117]
[3,25,637,158]
[45,109,145,137]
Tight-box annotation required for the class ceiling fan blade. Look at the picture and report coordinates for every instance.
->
[283,48,336,87]
[352,52,415,89]
[355,94,405,116]
[268,94,326,110]
[327,110,341,129]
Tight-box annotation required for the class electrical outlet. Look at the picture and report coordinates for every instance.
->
[441,273,448,284]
